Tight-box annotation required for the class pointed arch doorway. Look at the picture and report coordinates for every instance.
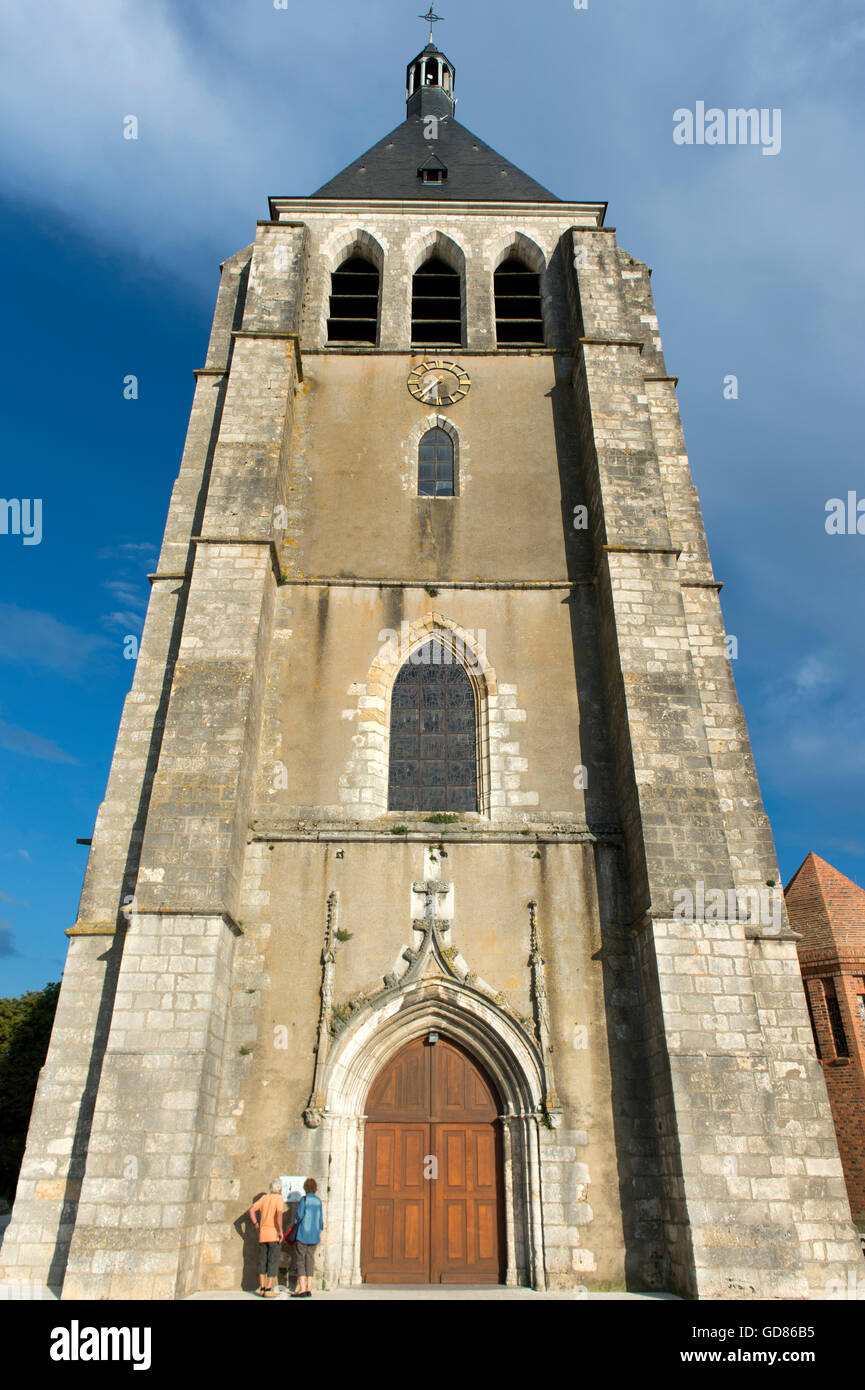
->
[360,1036,504,1284]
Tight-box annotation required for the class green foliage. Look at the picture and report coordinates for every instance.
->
[335,929,353,942]
[391,825,409,835]
[423,813,458,825]
[0,981,60,1200]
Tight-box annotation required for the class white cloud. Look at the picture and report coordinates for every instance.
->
[0,718,77,764]
[0,604,109,675]
[0,0,285,282]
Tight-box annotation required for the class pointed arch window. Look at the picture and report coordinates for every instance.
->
[412,256,462,345]
[418,427,454,497]
[494,256,544,345]
[327,254,380,344]
[388,640,478,812]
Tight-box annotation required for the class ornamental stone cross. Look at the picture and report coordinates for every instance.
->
[413,879,452,920]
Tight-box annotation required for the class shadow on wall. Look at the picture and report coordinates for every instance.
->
[235,1195,266,1292]
[543,291,674,1293]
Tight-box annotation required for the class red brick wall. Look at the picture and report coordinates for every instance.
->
[787,855,865,1224]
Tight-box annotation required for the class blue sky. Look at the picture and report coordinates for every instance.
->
[0,0,863,993]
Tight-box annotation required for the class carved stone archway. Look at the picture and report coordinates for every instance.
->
[315,978,549,1290]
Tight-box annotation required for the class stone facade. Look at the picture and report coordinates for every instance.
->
[1,55,861,1301]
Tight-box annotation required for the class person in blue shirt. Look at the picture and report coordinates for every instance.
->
[292,1177,324,1298]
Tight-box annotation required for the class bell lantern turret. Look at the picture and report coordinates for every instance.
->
[406,42,456,121]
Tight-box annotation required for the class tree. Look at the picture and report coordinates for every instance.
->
[0,982,60,1200]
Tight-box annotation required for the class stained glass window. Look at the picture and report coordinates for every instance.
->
[388,641,478,812]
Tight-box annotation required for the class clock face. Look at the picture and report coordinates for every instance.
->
[408,360,471,407]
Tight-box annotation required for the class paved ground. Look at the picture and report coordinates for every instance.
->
[186,1285,677,1301]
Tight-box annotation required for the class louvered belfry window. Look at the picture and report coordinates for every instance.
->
[327,255,379,344]
[411,256,461,345]
[388,640,478,812]
[494,256,544,345]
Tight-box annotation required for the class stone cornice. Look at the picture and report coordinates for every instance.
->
[267,197,608,224]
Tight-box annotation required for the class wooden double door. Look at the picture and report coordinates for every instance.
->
[361,1037,504,1284]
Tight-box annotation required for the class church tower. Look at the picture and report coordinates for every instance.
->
[2,19,860,1299]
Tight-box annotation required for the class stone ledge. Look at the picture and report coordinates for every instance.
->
[275,576,584,590]
[249,825,622,845]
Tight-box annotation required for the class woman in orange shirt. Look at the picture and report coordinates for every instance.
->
[248,1180,286,1298]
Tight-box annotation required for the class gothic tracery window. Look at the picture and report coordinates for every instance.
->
[388,640,479,813]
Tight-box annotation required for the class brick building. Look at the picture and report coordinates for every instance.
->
[0,24,861,1299]
[787,853,865,1240]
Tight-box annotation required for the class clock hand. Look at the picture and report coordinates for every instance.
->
[420,378,441,402]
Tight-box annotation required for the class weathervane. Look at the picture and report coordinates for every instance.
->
[418,5,443,45]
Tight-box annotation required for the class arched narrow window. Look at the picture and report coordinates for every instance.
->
[327,254,379,344]
[412,256,461,345]
[388,640,478,813]
[494,256,544,345]
[417,427,454,497]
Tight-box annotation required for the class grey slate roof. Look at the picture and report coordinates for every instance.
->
[311,115,561,203]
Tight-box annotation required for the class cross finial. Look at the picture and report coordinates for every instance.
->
[419,4,443,45]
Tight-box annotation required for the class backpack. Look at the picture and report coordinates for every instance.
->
[283,1196,304,1246]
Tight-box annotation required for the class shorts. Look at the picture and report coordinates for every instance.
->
[259,1240,281,1277]
[295,1241,317,1277]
